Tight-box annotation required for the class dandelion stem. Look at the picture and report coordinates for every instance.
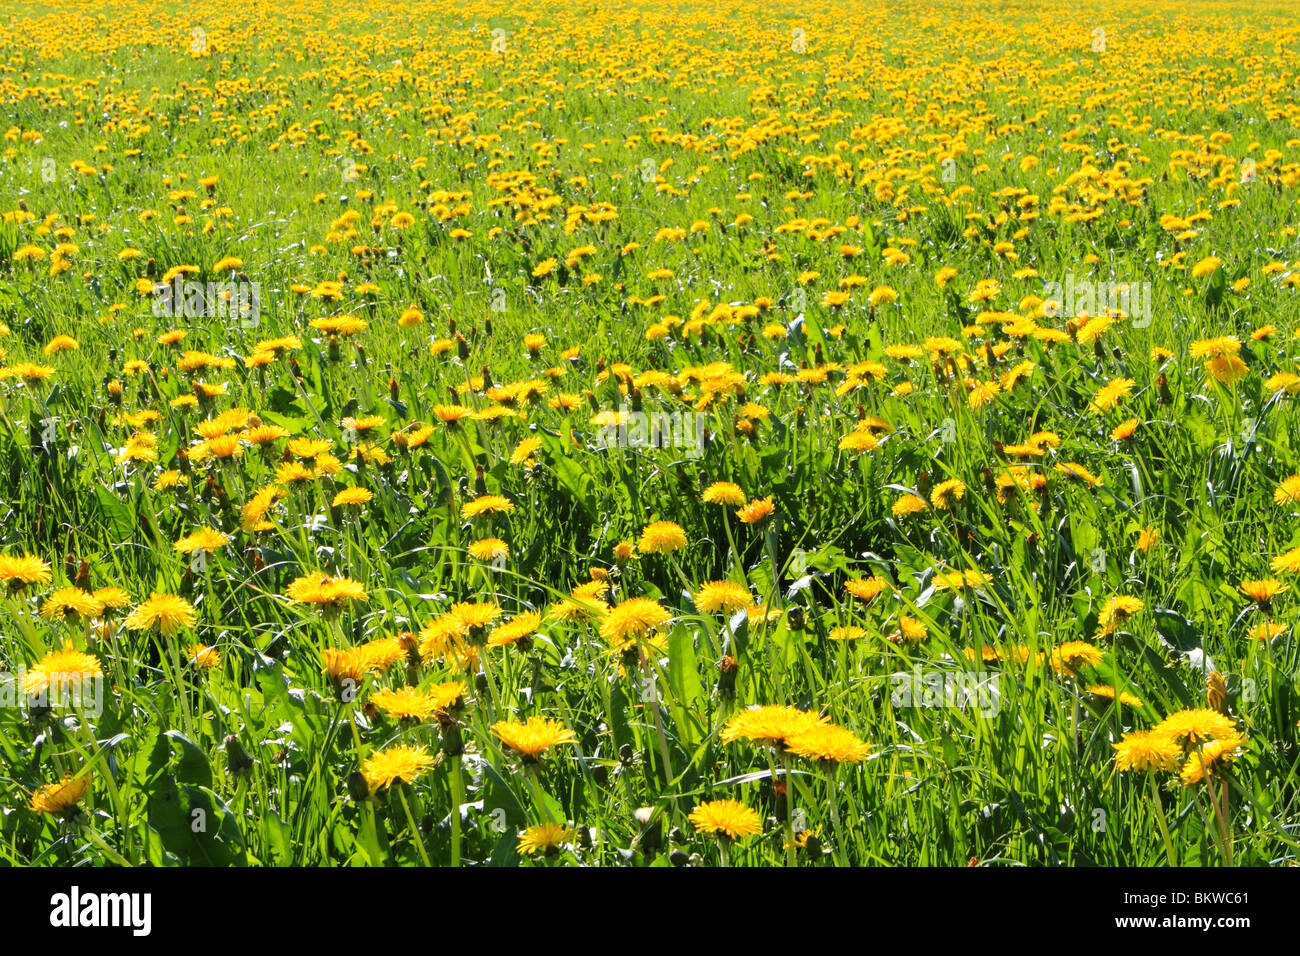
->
[449,755,464,868]
[397,783,432,867]
[826,764,848,867]
[1205,776,1234,867]
[782,753,797,868]
[1146,771,1177,866]
[641,652,677,803]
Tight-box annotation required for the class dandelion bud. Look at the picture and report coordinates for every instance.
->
[634,807,662,853]
[1207,670,1229,714]
[397,630,419,664]
[441,723,464,758]
[1157,373,1172,405]
[346,770,370,803]
[224,735,254,777]
[717,654,738,698]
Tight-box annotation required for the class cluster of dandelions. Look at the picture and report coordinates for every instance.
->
[1113,707,1247,865]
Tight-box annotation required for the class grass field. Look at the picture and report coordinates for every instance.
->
[1,0,1300,867]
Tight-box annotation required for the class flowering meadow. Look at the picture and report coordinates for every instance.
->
[1,0,1300,867]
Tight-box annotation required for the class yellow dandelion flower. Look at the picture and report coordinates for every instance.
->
[689,799,762,840]
[638,520,688,554]
[125,593,197,635]
[493,716,577,761]
[361,745,434,793]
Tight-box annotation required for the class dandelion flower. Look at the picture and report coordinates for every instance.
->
[1180,735,1247,785]
[29,773,90,815]
[784,723,872,764]
[1155,708,1240,748]
[125,593,197,635]
[332,487,374,509]
[173,527,230,554]
[0,553,52,590]
[638,520,688,554]
[1097,595,1144,634]
[1240,578,1287,604]
[600,597,671,651]
[930,479,966,510]
[721,705,825,747]
[39,587,105,622]
[24,641,103,697]
[489,610,543,648]
[361,745,434,793]
[518,822,579,856]
[1274,474,1300,506]
[1050,641,1103,676]
[493,716,577,761]
[689,799,762,840]
[286,572,369,609]
[845,576,891,603]
[693,581,753,615]
[461,495,514,519]
[1112,729,1180,773]
[736,497,775,524]
[1270,547,1300,574]
[468,538,509,561]
[702,481,746,506]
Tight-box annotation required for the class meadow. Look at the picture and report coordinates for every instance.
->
[0,0,1299,866]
